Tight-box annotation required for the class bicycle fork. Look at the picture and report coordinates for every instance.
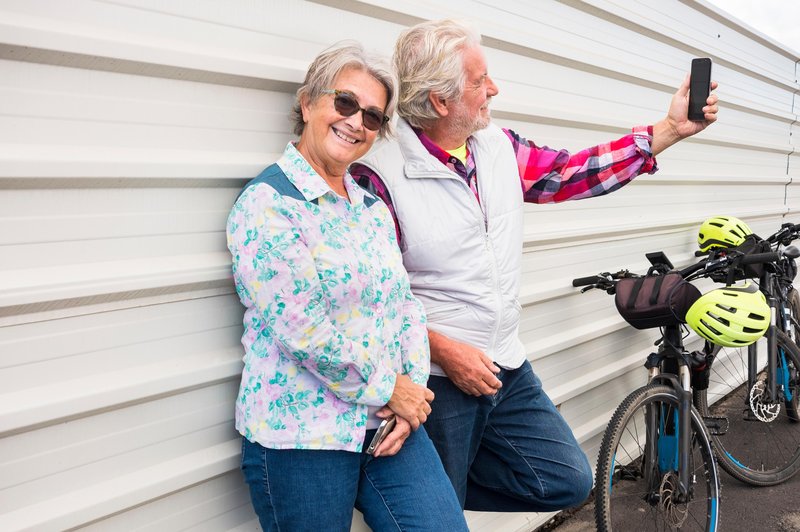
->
[646,359,694,502]
[677,365,693,501]
[750,295,780,403]
[768,296,779,402]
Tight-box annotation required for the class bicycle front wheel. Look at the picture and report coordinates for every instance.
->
[595,384,720,531]
[694,329,800,485]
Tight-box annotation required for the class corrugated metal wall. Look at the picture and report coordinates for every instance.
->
[1,0,797,530]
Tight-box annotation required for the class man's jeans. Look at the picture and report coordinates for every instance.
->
[240,425,468,531]
[425,360,593,512]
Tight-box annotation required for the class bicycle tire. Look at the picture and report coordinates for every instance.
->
[787,288,800,420]
[596,384,720,531]
[693,329,800,485]
[788,287,800,345]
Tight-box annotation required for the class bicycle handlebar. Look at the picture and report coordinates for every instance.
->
[766,222,800,245]
[572,275,605,287]
[740,251,781,265]
[573,249,781,292]
[679,258,709,278]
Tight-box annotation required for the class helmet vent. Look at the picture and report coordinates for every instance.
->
[701,320,722,335]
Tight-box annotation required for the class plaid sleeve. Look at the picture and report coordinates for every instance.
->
[351,162,402,245]
[504,125,658,204]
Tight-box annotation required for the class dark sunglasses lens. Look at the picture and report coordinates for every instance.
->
[362,109,385,131]
[333,93,359,117]
[332,91,385,131]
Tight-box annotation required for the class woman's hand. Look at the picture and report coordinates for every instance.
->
[372,407,412,458]
[387,373,434,430]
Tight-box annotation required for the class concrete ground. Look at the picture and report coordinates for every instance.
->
[538,391,800,532]
[540,466,800,531]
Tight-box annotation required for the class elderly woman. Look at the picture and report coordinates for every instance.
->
[227,43,468,531]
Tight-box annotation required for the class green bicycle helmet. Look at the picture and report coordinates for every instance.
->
[686,282,769,347]
[697,215,753,252]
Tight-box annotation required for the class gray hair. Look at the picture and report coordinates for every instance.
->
[393,19,482,129]
[291,41,397,138]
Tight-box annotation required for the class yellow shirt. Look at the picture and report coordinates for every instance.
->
[445,143,468,166]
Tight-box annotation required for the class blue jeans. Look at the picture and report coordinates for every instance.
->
[240,426,468,531]
[424,360,593,512]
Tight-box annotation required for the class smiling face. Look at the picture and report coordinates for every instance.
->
[296,67,388,184]
[447,45,499,140]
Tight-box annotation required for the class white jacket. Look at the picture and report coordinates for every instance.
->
[359,119,526,375]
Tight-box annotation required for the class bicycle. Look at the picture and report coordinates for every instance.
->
[692,222,800,485]
[573,252,725,531]
[573,248,782,530]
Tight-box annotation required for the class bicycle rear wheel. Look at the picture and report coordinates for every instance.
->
[694,329,800,485]
[787,289,800,420]
[596,384,720,531]
[788,288,800,342]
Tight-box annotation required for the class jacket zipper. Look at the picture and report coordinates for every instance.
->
[451,173,503,355]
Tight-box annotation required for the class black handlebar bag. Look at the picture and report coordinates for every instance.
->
[614,273,701,330]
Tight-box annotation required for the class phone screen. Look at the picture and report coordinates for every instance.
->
[689,58,712,121]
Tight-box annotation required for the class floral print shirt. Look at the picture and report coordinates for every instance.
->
[227,143,429,452]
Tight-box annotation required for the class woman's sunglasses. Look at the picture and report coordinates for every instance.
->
[322,89,388,131]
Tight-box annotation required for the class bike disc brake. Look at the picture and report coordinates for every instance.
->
[749,379,781,422]
[658,471,689,528]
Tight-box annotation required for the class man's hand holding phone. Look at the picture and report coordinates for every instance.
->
[651,60,719,156]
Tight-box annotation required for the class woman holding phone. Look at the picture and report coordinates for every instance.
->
[226,42,467,531]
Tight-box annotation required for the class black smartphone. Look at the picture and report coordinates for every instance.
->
[688,57,712,121]
[366,415,396,455]
[646,251,674,270]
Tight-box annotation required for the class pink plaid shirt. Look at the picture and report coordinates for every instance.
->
[352,125,657,244]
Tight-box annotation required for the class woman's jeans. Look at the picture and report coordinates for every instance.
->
[424,360,593,512]
[240,425,468,531]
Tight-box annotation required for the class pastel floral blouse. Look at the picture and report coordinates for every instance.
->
[227,143,429,452]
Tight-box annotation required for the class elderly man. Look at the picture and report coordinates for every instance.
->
[352,19,718,512]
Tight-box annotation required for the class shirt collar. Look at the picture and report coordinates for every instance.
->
[414,128,471,180]
[416,129,452,166]
[276,142,368,205]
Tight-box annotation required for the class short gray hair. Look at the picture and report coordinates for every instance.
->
[291,41,397,138]
[393,19,482,129]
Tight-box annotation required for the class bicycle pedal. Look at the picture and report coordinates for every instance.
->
[703,416,729,435]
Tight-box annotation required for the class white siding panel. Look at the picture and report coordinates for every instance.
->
[1,1,798,531]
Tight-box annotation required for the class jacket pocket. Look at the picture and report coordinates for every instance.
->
[425,302,469,322]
